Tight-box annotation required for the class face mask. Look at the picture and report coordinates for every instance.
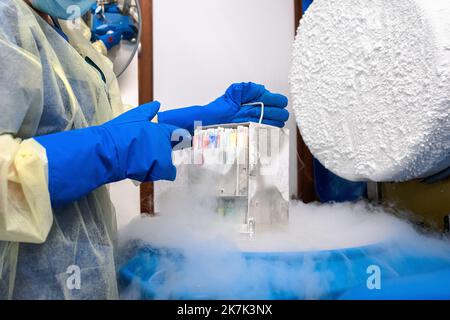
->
[30,0,97,20]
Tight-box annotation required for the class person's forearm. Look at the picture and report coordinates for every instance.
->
[158,98,234,133]
[158,106,203,133]
[34,102,178,208]
[157,83,289,132]
[34,126,118,207]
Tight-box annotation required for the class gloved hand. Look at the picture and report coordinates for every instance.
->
[35,102,177,207]
[98,30,122,50]
[158,82,289,133]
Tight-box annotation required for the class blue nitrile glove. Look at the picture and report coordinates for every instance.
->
[158,82,289,133]
[35,102,177,207]
[98,30,122,50]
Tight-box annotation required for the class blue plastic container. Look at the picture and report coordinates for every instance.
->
[340,268,450,300]
[119,243,450,300]
[314,159,367,203]
[303,0,314,13]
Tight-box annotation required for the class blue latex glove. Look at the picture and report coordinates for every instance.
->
[98,30,122,50]
[158,82,289,133]
[35,102,177,207]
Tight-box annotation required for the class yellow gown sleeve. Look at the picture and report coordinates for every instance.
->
[0,135,53,243]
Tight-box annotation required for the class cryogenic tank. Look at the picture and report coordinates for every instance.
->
[119,201,450,300]
[119,242,450,300]
[290,0,450,182]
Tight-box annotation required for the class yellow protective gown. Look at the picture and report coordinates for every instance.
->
[0,0,124,299]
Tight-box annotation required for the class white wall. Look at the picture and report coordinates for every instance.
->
[153,0,297,198]
[111,0,297,228]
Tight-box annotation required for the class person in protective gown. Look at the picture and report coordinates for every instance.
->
[0,0,289,299]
